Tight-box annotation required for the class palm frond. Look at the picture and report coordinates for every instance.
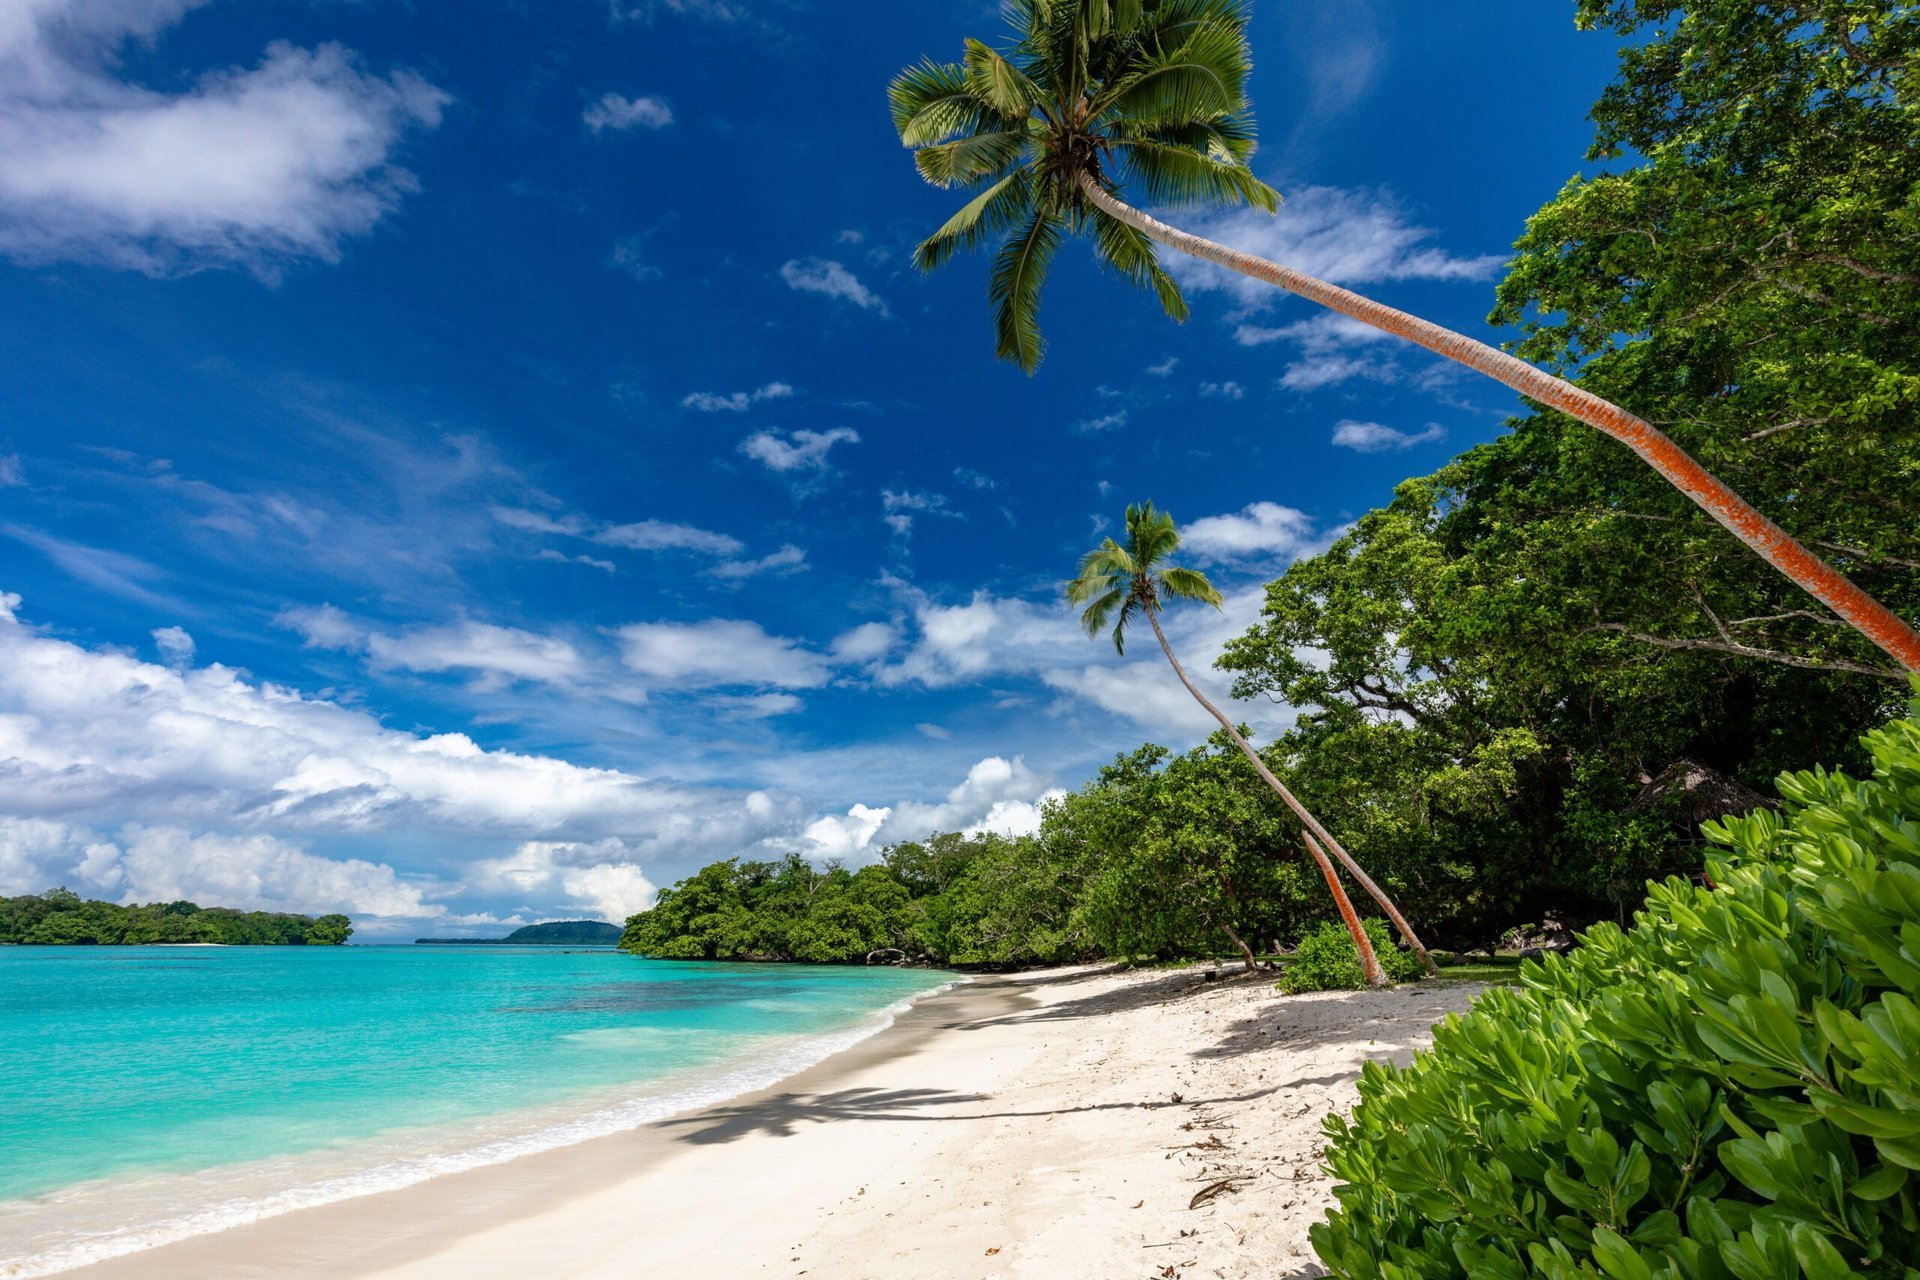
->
[890,60,999,146]
[914,170,1035,272]
[1090,207,1188,321]
[1075,537,1137,582]
[963,38,1048,119]
[1110,596,1139,654]
[914,130,1032,188]
[1092,20,1248,122]
[1158,566,1223,607]
[990,208,1064,374]
[1109,135,1277,210]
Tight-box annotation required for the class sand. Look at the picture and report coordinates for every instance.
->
[64,965,1482,1280]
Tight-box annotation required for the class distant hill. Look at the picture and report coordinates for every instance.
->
[416,920,621,946]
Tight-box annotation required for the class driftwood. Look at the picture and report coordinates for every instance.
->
[1188,1177,1247,1210]
[865,947,908,966]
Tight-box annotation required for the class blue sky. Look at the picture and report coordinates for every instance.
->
[0,0,1623,936]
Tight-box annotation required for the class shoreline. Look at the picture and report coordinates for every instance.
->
[60,966,1480,1279]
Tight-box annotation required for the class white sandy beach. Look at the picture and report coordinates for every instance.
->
[66,965,1481,1280]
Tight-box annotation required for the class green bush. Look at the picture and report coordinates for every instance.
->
[1309,686,1920,1278]
[1280,917,1424,994]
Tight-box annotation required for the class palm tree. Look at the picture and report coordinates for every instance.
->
[890,0,1920,672]
[1068,501,1415,986]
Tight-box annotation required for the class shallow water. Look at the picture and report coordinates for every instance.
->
[0,945,955,1275]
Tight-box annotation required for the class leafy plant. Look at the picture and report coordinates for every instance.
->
[1309,684,1920,1277]
[1280,918,1423,995]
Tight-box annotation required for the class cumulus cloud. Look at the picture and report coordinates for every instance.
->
[737,426,858,473]
[779,258,886,313]
[0,593,825,930]
[1167,186,1504,310]
[0,0,447,273]
[1199,380,1245,401]
[1331,420,1448,453]
[470,839,658,922]
[615,618,829,689]
[800,756,1066,862]
[681,382,793,413]
[582,92,672,132]
[1076,410,1128,434]
[151,625,195,666]
[830,621,898,664]
[0,817,434,919]
[1181,502,1317,563]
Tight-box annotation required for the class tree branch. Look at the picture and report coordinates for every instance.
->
[1585,623,1904,680]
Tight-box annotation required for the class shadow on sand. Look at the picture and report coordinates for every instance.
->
[659,1082,1286,1146]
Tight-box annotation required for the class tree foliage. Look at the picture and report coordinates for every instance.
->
[0,889,352,945]
[1311,684,1920,1278]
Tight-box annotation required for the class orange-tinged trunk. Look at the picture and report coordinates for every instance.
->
[1082,178,1920,673]
[1307,836,1387,988]
[1144,608,1395,987]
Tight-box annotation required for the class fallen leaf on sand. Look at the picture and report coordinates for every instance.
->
[1188,1177,1246,1210]
[1131,1200,1144,1209]
[985,1246,1001,1256]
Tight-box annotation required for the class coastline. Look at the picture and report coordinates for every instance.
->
[59,965,1480,1279]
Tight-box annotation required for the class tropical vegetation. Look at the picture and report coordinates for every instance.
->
[889,0,1920,670]
[0,889,353,945]
[1311,686,1920,1278]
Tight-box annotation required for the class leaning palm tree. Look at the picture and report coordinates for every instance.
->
[1069,501,1414,987]
[890,0,1920,672]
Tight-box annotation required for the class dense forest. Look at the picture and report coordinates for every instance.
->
[0,889,353,946]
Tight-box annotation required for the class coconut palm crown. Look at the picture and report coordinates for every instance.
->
[1068,501,1222,654]
[890,0,1276,372]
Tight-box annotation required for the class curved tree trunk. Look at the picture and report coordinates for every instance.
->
[1305,832,1436,976]
[1144,609,1390,987]
[1081,177,1920,674]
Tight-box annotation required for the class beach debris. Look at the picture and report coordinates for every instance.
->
[985,1246,1001,1256]
[1132,1200,1145,1209]
[1188,1177,1247,1210]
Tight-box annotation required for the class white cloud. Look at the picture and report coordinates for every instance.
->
[1146,356,1179,377]
[680,381,793,412]
[712,692,804,719]
[615,618,829,689]
[1331,420,1448,452]
[1167,186,1505,309]
[831,621,898,664]
[4,523,172,608]
[1076,410,1128,434]
[0,455,21,486]
[879,490,959,535]
[1236,314,1405,390]
[582,92,672,132]
[471,839,658,922]
[365,621,585,689]
[0,2,446,273]
[1182,502,1317,563]
[1199,380,1245,400]
[274,602,365,649]
[0,817,435,919]
[712,544,807,580]
[915,722,952,740]
[780,258,886,313]
[738,426,859,473]
[151,625,195,666]
[799,756,1065,862]
[595,519,744,556]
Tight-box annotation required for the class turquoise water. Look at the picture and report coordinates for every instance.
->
[0,946,955,1274]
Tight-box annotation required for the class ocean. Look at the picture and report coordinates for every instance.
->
[0,944,958,1276]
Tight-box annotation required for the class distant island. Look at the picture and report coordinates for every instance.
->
[0,889,352,945]
[415,920,621,946]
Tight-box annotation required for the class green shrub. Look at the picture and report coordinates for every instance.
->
[1281,917,1424,994]
[1309,686,1920,1278]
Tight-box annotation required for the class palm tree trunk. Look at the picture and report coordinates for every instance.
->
[1080,177,1920,675]
[1143,608,1390,987]
[1306,835,1385,988]
[1305,832,1436,976]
